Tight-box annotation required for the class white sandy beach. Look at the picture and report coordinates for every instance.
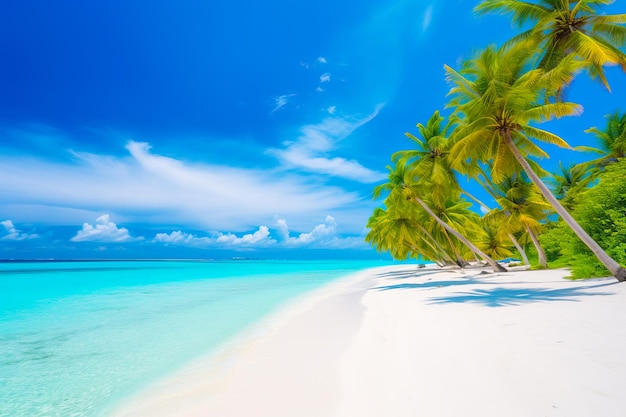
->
[112,264,626,417]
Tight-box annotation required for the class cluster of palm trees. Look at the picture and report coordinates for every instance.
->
[366,0,626,281]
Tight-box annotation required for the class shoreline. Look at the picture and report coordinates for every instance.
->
[111,264,626,417]
[110,264,389,417]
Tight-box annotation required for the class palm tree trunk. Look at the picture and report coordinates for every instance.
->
[525,225,547,268]
[441,228,468,267]
[504,132,626,281]
[416,224,457,265]
[508,232,530,265]
[412,196,507,273]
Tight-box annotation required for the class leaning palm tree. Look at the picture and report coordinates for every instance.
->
[486,174,553,267]
[366,194,457,265]
[476,219,515,261]
[475,0,626,90]
[391,111,509,270]
[394,111,458,208]
[446,40,626,280]
[374,161,507,272]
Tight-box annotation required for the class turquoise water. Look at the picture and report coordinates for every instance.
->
[0,259,396,417]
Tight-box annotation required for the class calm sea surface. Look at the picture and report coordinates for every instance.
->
[0,259,399,417]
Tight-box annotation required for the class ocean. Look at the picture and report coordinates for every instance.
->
[0,259,399,417]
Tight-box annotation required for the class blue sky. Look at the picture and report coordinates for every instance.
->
[1,0,624,259]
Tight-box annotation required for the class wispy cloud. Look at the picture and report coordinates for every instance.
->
[0,220,39,241]
[0,139,365,232]
[316,57,328,64]
[422,5,434,32]
[271,93,297,114]
[327,105,337,115]
[71,214,143,242]
[267,105,386,183]
[320,73,331,83]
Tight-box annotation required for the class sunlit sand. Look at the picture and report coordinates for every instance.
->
[113,264,626,417]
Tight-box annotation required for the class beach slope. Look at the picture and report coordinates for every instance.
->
[113,265,626,417]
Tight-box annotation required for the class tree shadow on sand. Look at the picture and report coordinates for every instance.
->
[375,270,505,291]
[428,282,617,307]
[376,278,486,291]
[373,269,458,281]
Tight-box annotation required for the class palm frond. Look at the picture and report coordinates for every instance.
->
[474,1,550,27]
[522,125,572,148]
[444,65,480,100]
[519,102,583,123]
[572,145,603,154]
[567,30,626,67]
[591,22,626,46]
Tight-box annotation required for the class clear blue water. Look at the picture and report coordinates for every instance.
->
[0,259,397,417]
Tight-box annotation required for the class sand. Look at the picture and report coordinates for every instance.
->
[112,264,626,417]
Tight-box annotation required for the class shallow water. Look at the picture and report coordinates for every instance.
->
[0,259,398,416]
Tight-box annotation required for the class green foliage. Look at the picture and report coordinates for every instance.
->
[474,0,626,90]
[540,160,626,278]
[575,160,626,266]
[584,110,626,170]
[539,220,570,263]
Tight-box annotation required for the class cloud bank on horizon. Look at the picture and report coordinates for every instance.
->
[1,213,367,252]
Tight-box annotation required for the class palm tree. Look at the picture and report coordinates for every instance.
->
[366,194,457,265]
[476,219,515,261]
[583,110,626,169]
[394,111,458,208]
[373,161,507,272]
[475,0,626,90]
[446,40,626,280]
[545,161,593,210]
[392,111,509,271]
[485,174,552,267]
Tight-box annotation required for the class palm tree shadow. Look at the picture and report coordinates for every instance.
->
[374,269,446,281]
[376,278,484,291]
[374,271,504,291]
[428,282,617,307]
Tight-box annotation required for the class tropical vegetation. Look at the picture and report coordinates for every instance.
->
[366,0,626,281]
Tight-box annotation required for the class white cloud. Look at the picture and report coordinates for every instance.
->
[271,93,297,114]
[274,216,367,249]
[316,57,328,64]
[316,86,324,92]
[320,73,331,83]
[216,226,275,246]
[327,105,337,115]
[284,215,336,245]
[0,140,366,232]
[300,61,309,69]
[152,217,367,250]
[0,220,39,241]
[154,227,275,248]
[267,105,387,183]
[153,230,213,246]
[71,214,143,242]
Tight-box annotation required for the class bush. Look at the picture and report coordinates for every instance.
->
[545,160,626,278]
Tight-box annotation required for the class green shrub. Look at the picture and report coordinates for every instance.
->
[545,160,626,278]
